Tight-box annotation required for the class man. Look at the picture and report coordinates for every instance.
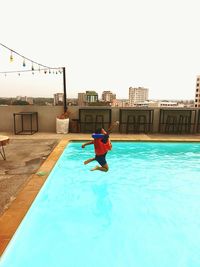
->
[81,121,119,172]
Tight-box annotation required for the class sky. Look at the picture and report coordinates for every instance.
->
[0,0,200,100]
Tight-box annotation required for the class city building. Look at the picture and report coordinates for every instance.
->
[148,100,180,107]
[129,87,149,106]
[67,98,78,106]
[85,91,98,103]
[178,100,194,108]
[195,76,200,107]
[112,99,129,107]
[102,91,116,103]
[26,97,34,105]
[16,96,26,101]
[15,96,33,104]
[78,93,86,106]
[54,93,64,105]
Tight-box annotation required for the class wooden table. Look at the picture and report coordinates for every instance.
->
[0,135,9,160]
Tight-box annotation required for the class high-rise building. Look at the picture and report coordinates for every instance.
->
[129,87,149,106]
[195,76,200,107]
[86,91,98,103]
[102,91,116,102]
[54,93,64,105]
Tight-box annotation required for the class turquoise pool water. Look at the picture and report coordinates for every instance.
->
[1,142,200,267]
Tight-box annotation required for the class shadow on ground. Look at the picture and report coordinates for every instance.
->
[0,139,58,215]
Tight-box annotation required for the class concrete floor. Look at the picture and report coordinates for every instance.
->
[0,138,59,215]
[1,132,200,255]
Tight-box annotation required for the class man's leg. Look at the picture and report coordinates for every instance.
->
[84,157,95,165]
[91,163,109,172]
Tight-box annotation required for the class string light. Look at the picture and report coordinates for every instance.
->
[23,58,26,67]
[31,63,34,71]
[10,51,13,62]
[0,42,62,76]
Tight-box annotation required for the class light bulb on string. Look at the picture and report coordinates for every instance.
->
[44,69,47,74]
[31,63,34,71]
[23,58,26,67]
[10,51,13,62]
[49,69,51,74]
[18,73,20,76]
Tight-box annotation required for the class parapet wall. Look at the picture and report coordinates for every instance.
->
[0,105,197,133]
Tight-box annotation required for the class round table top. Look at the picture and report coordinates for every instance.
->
[0,135,9,145]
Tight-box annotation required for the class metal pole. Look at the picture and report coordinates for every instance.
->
[62,67,67,112]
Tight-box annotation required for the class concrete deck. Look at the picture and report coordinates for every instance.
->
[1,132,200,256]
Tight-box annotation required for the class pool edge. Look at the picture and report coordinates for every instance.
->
[0,138,69,256]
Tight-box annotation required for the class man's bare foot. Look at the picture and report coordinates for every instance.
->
[84,158,95,165]
[90,165,99,171]
[84,159,92,165]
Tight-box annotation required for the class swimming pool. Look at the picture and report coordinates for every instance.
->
[1,142,200,267]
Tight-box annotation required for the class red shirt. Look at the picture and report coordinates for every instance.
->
[92,136,112,156]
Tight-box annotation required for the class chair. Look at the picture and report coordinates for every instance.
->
[84,114,94,132]
[137,115,147,133]
[71,119,80,133]
[165,115,177,133]
[0,135,9,160]
[197,111,200,133]
[95,115,104,130]
[126,115,136,133]
[177,115,190,133]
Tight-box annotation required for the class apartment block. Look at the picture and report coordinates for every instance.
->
[86,91,98,103]
[129,87,149,107]
[102,91,116,102]
[54,93,64,105]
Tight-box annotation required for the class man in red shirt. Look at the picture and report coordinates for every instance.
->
[81,122,119,172]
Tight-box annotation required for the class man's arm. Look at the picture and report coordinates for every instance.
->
[100,121,119,144]
[103,121,119,134]
[82,141,93,148]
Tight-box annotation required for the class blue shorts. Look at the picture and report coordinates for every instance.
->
[95,153,107,167]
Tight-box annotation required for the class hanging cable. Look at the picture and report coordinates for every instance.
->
[0,42,63,76]
[0,42,60,70]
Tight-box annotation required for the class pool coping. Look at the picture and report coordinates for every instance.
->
[1,134,200,255]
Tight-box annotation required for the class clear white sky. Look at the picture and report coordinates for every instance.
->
[0,0,200,100]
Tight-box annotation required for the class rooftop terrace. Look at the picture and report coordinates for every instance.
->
[1,105,200,255]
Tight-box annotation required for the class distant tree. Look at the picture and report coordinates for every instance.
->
[0,98,10,105]
[33,98,54,105]
[12,100,29,105]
